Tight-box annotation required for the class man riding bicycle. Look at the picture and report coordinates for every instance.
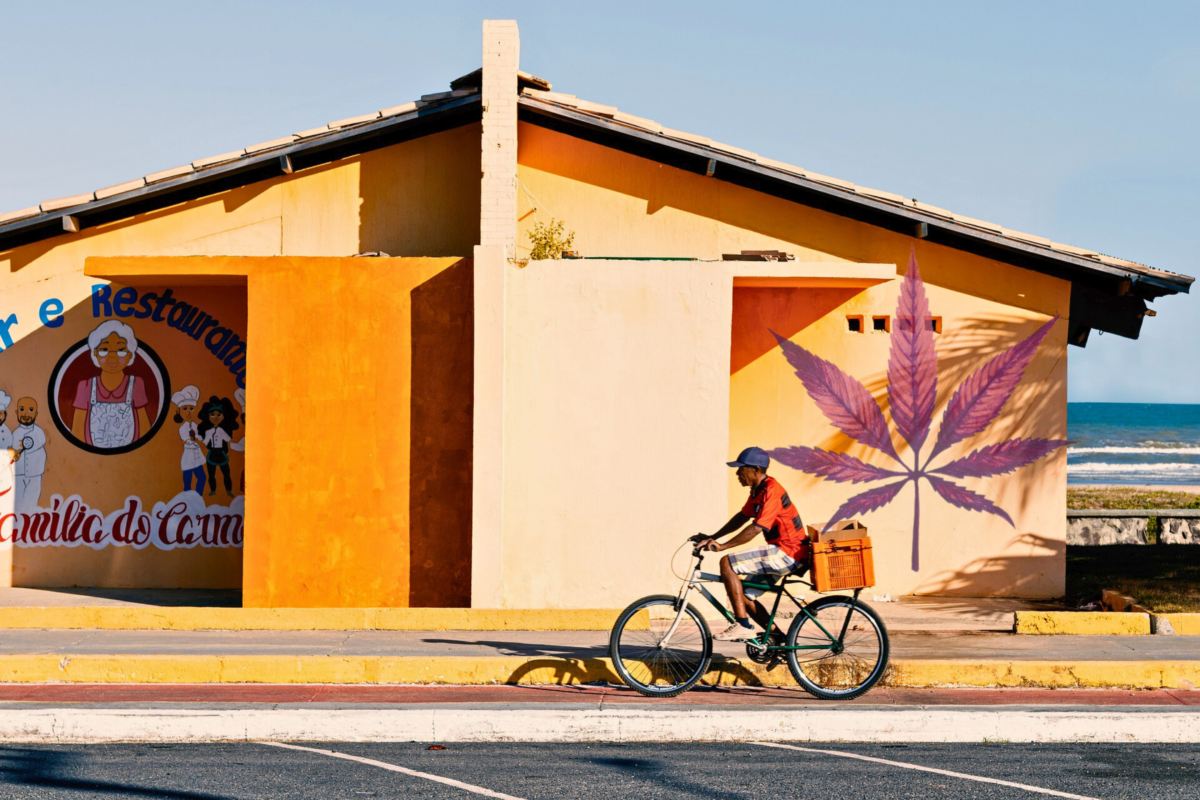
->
[692,446,810,642]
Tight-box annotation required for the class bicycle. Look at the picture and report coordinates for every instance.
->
[609,542,890,699]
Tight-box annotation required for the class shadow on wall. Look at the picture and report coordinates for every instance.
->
[774,312,1066,532]
[409,259,474,607]
[731,286,866,374]
[914,533,1066,598]
[855,312,1067,522]
[357,123,483,257]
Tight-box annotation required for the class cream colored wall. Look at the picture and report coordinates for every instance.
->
[499,259,734,608]
[497,259,899,608]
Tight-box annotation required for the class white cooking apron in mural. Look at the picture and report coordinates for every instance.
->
[88,376,136,449]
[179,422,204,470]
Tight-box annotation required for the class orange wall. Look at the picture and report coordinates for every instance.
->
[89,256,474,608]
[0,126,479,595]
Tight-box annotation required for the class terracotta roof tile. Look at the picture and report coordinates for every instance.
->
[245,136,297,154]
[952,213,1004,234]
[0,206,40,225]
[40,193,94,212]
[192,150,245,169]
[328,111,381,129]
[294,125,332,139]
[660,127,711,147]
[806,172,856,191]
[573,99,617,117]
[95,178,146,200]
[1002,228,1052,247]
[709,141,757,161]
[145,164,195,183]
[380,101,419,117]
[611,111,662,133]
[756,157,807,177]
[857,186,907,204]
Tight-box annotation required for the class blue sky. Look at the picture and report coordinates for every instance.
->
[3,1,1196,403]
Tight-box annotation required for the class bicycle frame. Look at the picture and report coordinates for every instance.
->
[663,548,861,653]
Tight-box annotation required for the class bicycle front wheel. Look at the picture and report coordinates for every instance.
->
[786,595,889,700]
[609,594,712,698]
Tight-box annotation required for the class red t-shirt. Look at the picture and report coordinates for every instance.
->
[741,476,808,560]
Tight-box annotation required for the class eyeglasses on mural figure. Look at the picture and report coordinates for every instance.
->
[767,253,1069,571]
[47,320,171,456]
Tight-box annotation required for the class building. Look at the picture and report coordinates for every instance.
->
[0,21,1191,608]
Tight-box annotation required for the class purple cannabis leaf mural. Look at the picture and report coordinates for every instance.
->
[767,253,1069,571]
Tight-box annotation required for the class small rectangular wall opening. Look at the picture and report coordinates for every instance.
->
[872,315,890,333]
[929,316,942,334]
[846,315,863,333]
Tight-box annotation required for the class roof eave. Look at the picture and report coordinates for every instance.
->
[0,95,482,253]
[516,97,1193,300]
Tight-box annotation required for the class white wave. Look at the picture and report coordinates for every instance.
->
[1067,462,1200,473]
[1070,446,1200,456]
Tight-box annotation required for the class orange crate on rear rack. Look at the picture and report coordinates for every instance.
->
[810,537,875,592]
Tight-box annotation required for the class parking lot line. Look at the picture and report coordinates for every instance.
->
[259,741,527,799]
[751,742,1101,799]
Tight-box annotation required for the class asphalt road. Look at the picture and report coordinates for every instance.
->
[0,742,1194,799]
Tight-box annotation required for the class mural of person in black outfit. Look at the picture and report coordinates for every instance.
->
[197,396,239,498]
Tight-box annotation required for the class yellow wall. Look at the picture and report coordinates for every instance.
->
[89,256,474,608]
[730,285,1068,598]
[515,123,1070,600]
[0,125,480,594]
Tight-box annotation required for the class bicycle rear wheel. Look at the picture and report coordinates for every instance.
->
[609,594,712,698]
[785,595,889,700]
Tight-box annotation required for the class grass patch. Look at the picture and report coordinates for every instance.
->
[1066,545,1200,612]
[1067,487,1200,510]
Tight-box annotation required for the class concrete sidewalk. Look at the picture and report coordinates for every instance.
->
[0,628,1192,660]
[0,629,1194,689]
[0,589,1059,632]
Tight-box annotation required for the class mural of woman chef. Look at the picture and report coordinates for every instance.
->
[70,321,153,449]
[171,385,207,493]
[198,396,239,498]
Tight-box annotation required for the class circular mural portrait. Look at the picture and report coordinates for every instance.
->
[47,320,171,455]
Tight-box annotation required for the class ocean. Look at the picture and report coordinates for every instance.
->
[1068,402,1200,486]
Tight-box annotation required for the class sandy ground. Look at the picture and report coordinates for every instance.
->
[1071,484,1200,493]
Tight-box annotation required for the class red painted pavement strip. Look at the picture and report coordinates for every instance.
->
[0,684,1196,706]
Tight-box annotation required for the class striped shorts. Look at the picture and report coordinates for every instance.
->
[727,544,797,599]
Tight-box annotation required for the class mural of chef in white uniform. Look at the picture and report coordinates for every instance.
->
[13,397,48,514]
[69,321,153,450]
[0,392,12,452]
[171,385,206,494]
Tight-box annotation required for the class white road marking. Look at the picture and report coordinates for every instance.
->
[751,742,1103,800]
[259,741,527,799]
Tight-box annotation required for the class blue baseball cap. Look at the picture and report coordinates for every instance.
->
[727,446,770,469]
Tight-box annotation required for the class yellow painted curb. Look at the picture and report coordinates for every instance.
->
[0,607,637,632]
[1014,611,1150,635]
[1157,614,1200,636]
[0,655,1197,690]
